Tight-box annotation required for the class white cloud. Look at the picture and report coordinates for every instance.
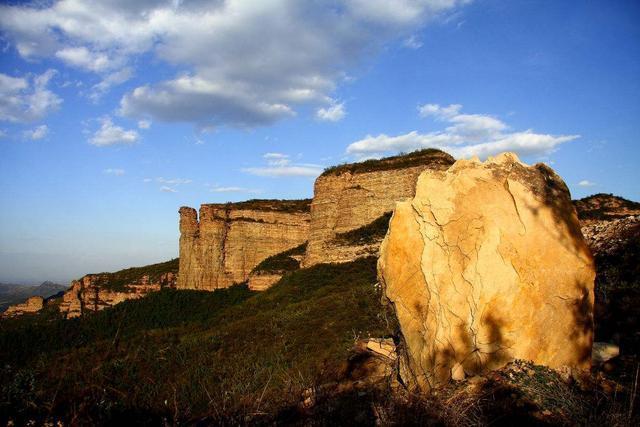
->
[0,129,6,138]
[0,1,470,128]
[137,119,151,129]
[104,168,125,176]
[156,177,192,185]
[403,35,423,49]
[578,180,596,187]
[88,116,139,146]
[209,186,261,194]
[0,70,62,123]
[143,178,153,183]
[243,152,323,177]
[160,186,177,193]
[347,103,579,159]
[55,46,116,72]
[316,100,346,122]
[89,67,134,101]
[23,124,49,140]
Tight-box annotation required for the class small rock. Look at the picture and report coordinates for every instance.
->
[452,363,466,381]
[366,338,397,360]
[592,342,620,364]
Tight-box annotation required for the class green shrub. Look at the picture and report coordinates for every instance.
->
[334,212,392,246]
[251,242,307,273]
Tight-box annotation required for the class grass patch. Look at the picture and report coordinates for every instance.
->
[0,257,393,425]
[202,198,312,214]
[321,148,454,177]
[334,212,392,246]
[251,242,307,274]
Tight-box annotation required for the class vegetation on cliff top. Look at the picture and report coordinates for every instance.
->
[251,242,307,274]
[334,212,393,246]
[202,198,312,214]
[574,193,640,221]
[88,258,179,291]
[0,257,392,424]
[321,148,454,177]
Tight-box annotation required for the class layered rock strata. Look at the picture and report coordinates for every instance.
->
[303,149,454,267]
[2,295,44,318]
[378,153,596,391]
[59,271,177,318]
[178,200,311,291]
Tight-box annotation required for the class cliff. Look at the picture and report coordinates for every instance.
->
[303,149,454,266]
[2,295,44,318]
[59,259,178,318]
[178,199,311,290]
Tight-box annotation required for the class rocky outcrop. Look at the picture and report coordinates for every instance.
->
[303,149,454,267]
[378,153,596,391]
[574,193,640,226]
[59,271,176,318]
[2,296,44,318]
[178,200,311,291]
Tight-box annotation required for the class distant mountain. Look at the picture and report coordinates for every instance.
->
[0,281,67,312]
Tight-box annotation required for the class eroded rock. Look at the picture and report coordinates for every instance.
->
[2,296,44,318]
[378,153,596,391]
[303,149,454,267]
[178,200,311,291]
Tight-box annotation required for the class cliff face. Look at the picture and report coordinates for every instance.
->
[178,200,311,291]
[59,271,176,318]
[303,149,454,267]
[2,296,44,318]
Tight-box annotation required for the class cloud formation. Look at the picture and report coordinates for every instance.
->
[316,101,346,122]
[103,168,125,176]
[208,186,261,194]
[578,180,596,187]
[89,116,139,146]
[0,70,61,123]
[347,103,579,159]
[156,177,192,185]
[23,125,49,140]
[0,1,469,128]
[242,153,323,177]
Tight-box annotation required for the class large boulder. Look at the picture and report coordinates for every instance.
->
[378,153,595,391]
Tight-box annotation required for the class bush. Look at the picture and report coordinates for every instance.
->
[334,212,392,246]
[251,243,307,274]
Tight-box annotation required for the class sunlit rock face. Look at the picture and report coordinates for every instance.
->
[303,149,454,267]
[378,153,595,391]
[58,272,176,319]
[2,296,44,318]
[178,200,311,291]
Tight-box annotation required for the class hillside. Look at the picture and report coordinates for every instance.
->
[574,193,640,222]
[0,257,392,424]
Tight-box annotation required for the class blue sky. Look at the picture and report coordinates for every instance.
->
[1,0,639,283]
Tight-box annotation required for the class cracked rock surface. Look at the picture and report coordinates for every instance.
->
[378,152,596,391]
